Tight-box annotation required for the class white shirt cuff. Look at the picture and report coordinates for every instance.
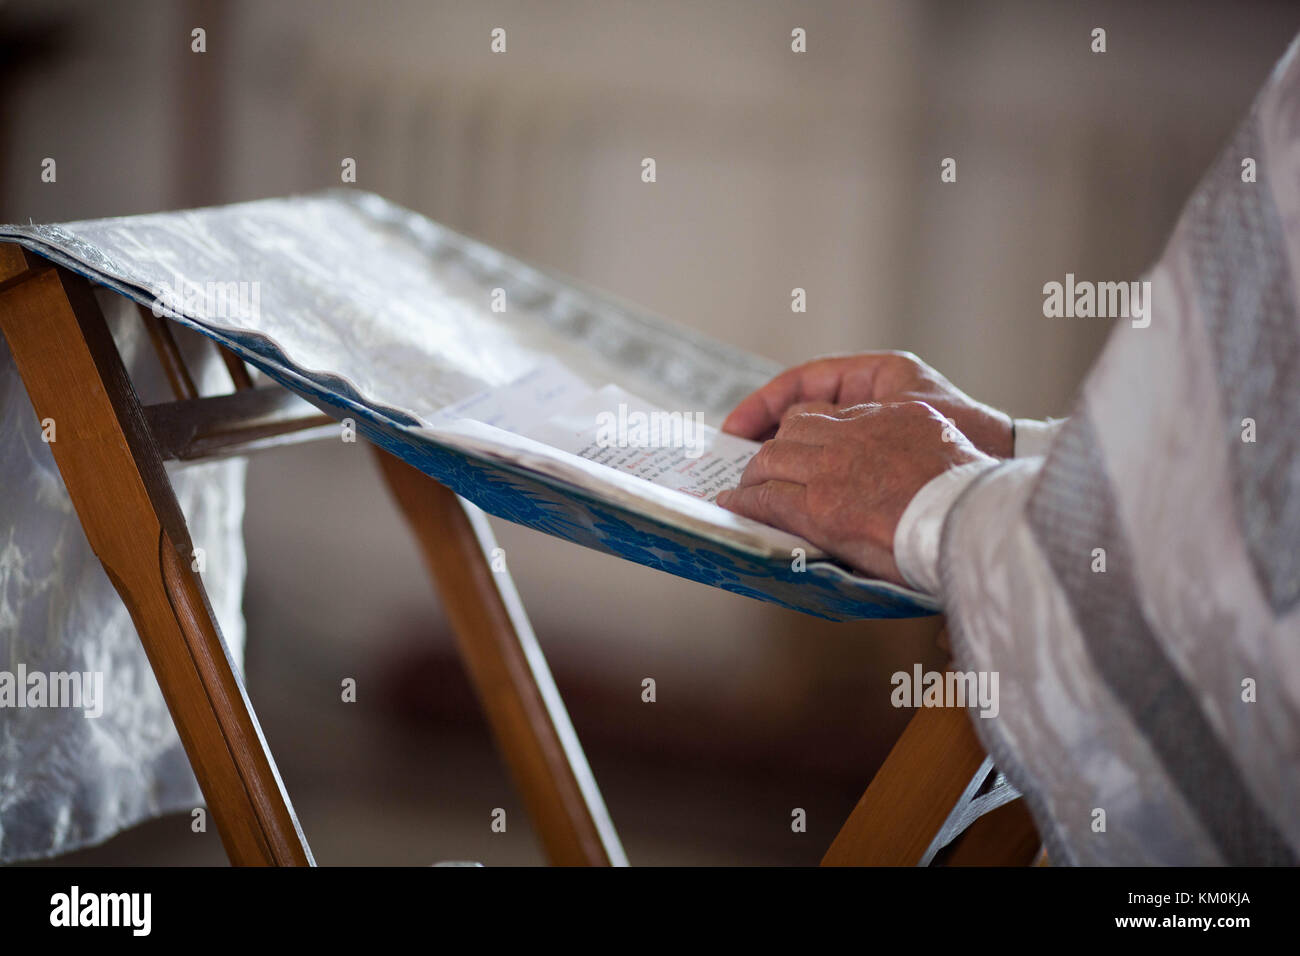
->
[1013,417,1066,458]
[894,460,998,596]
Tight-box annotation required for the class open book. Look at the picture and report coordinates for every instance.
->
[0,191,937,620]
[437,361,757,504]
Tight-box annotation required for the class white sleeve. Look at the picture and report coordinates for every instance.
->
[894,413,1067,595]
[892,459,999,595]
[1012,417,1066,458]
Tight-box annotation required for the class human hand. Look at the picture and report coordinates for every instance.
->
[721,351,1013,459]
[716,401,993,584]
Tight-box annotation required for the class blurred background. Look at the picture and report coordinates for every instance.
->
[5,0,1299,865]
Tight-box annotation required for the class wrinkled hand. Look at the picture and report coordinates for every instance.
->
[721,351,1013,459]
[716,400,993,584]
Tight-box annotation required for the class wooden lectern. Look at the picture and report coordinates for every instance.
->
[0,243,1038,866]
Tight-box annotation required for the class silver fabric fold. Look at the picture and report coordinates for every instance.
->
[941,34,1300,864]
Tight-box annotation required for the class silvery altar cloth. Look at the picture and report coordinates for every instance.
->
[0,191,935,859]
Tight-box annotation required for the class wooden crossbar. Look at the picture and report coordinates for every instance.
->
[144,387,335,461]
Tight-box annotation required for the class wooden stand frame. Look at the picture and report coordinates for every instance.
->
[0,244,1036,866]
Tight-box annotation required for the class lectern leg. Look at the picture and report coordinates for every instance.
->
[374,448,627,866]
[0,251,312,866]
[822,642,1039,866]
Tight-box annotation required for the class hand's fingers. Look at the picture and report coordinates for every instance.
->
[721,352,925,439]
[737,438,821,488]
[715,480,809,536]
[833,401,883,419]
[720,356,864,439]
[775,408,847,442]
[780,400,838,426]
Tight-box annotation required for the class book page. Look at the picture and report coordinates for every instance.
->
[522,385,759,501]
[432,358,595,433]
[435,363,761,503]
